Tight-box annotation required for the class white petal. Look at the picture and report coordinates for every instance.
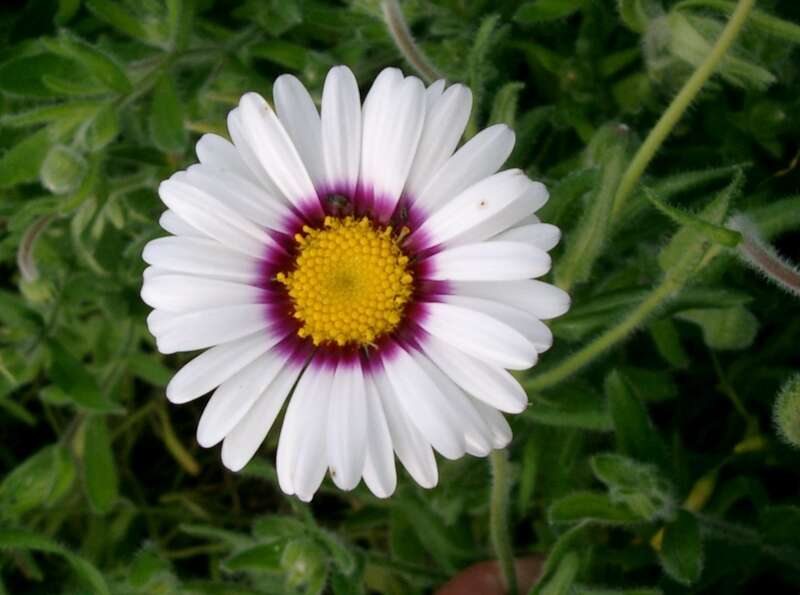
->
[142,236,260,283]
[372,368,438,488]
[470,398,512,449]
[449,279,571,320]
[237,93,321,215]
[426,241,552,281]
[184,164,293,231]
[327,361,368,490]
[195,133,259,185]
[381,344,465,459]
[493,223,561,252]
[292,365,333,502]
[413,124,515,214]
[418,302,537,370]
[360,73,426,217]
[424,79,446,104]
[442,294,553,353]
[141,274,262,313]
[165,333,274,404]
[420,335,528,414]
[358,68,401,194]
[159,177,271,258]
[411,170,547,249]
[415,353,493,457]
[222,362,304,472]
[276,361,331,501]
[362,376,397,498]
[159,210,202,237]
[197,349,288,448]
[227,108,285,198]
[274,74,325,188]
[276,365,316,496]
[151,304,270,354]
[321,66,361,191]
[142,266,171,280]
[405,83,471,199]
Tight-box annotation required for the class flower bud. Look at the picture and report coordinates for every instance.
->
[774,374,800,448]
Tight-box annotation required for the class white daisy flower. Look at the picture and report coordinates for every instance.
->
[141,65,570,502]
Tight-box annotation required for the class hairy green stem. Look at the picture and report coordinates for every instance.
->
[610,0,756,223]
[489,449,517,595]
[527,278,677,392]
[382,0,443,83]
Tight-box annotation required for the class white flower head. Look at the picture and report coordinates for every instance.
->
[141,65,570,502]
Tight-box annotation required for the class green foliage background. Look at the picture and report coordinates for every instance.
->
[1,0,800,593]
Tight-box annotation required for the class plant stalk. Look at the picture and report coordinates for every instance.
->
[489,448,517,595]
[382,0,443,83]
[527,278,677,392]
[610,0,757,223]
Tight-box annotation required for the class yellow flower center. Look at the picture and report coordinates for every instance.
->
[276,216,414,347]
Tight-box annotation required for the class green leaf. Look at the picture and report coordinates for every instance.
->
[40,145,88,195]
[85,0,152,44]
[248,40,310,70]
[488,81,525,128]
[649,318,690,368]
[82,415,119,513]
[252,515,307,542]
[1,101,100,128]
[555,124,630,290]
[643,187,741,247]
[0,128,52,189]
[526,389,613,432]
[467,14,502,127]
[515,0,584,24]
[658,170,743,279]
[677,307,758,350]
[42,32,132,94]
[166,0,195,51]
[617,0,656,32]
[41,72,107,97]
[149,74,187,153]
[223,542,285,573]
[240,0,303,37]
[548,492,643,525]
[81,103,120,151]
[0,54,77,97]
[658,510,703,585]
[314,528,356,576]
[0,445,75,518]
[281,538,328,590]
[179,523,253,548]
[127,353,173,387]
[56,0,81,24]
[0,528,110,595]
[47,342,123,413]
[667,12,776,90]
[129,548,175,588]
[590,453,675,520]
[537,551,580,595]
[605,370,669,467]
[676,0,800,44]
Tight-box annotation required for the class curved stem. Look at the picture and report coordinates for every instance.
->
[526,279,677,392]
[382,0,443,83]
[729,214,800,298]
[610,0,756,223]
[489,449,517,595]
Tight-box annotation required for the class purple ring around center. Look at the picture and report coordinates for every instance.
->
[256,183,451,368]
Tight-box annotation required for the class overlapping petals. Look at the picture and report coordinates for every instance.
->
[142,65,569,502]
